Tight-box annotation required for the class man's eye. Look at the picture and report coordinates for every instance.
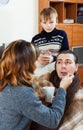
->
[57,61,61,64]
[66,62,71,64]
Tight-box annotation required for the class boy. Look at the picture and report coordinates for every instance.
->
[32,7,69,75]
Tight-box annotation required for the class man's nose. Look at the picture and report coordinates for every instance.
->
[61,63,66,67]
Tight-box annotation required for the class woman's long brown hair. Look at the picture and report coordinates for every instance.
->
[0,40,39,91]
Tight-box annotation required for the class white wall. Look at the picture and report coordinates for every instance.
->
[0,0,38,45]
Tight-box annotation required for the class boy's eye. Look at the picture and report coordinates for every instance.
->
[42,21,54,24]
[43,22,46,24]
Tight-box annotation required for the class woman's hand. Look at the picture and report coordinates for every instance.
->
[60,74,74,90]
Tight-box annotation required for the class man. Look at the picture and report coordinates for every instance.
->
[31,50,83,130]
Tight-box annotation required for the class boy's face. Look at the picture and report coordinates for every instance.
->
[56,53,78,79]
[40,15,57,33]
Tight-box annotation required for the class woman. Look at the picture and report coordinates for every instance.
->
[0,40,74,130]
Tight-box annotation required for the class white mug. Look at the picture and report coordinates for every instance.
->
[42,86,55,102]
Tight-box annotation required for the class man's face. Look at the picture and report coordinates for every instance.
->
[40,15,57,33]
[56,53,78,79]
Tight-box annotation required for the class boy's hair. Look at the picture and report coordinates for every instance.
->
[40,7,58,21]
[56,50,78,64]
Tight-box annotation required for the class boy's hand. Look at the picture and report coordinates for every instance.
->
[38,51,53,65]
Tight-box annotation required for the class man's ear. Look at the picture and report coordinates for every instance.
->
[75,64,78,72]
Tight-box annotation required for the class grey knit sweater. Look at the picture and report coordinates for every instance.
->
[0,85,66,130]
